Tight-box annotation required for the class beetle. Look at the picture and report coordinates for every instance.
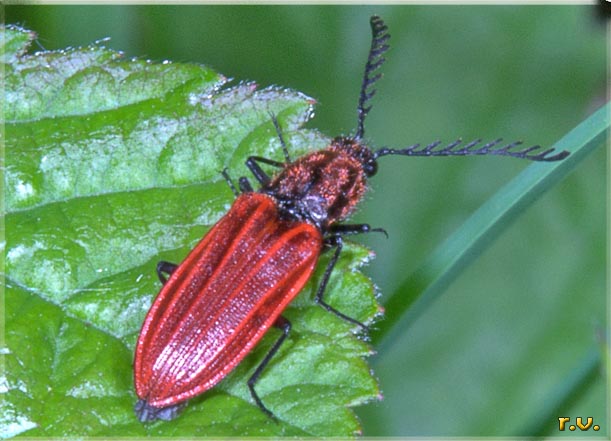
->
[133,15,569,422]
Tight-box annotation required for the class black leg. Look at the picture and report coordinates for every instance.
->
[221,168,240,197]
[156,261,178,284]
[329,223,388,239]
[269,114,291,163]
[238,176,254,193]
[222,167,254,195]
[315,223,387,329]
[248,155,285,168]
[245,156,285,187]
[243,114,292,187]
[315,237,367,330]
[247,316,291,419]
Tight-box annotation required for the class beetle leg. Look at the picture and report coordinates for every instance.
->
[221,168,240,197]
[247,316,291,419]
[245,113,292,188]
[156,261,178,284]
[238,176,254,193]
[315,224,387,329]
[329,223,388,239]
[315,237,368,330]
[269,113,291,162]
[245,156,285,187]
[222,168,255,194]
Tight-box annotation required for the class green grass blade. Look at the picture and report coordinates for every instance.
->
[373,102,610,351]
[516,346,602,436]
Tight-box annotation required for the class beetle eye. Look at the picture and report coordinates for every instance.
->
[364,159,378,177]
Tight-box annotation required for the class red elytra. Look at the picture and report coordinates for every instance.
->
[133,15,569,422]
[134,192,321,419]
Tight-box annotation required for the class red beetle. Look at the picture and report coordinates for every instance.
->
[133,16,569,422]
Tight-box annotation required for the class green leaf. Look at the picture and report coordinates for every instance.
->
[2,24,380,437]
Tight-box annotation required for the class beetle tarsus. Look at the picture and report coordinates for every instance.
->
[247,316,292,420]
[156,261,178,284]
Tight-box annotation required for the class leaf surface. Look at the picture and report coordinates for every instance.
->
[2,24,380,437]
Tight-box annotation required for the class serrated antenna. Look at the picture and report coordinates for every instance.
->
[355,15,390,141]
[375,138,570,162]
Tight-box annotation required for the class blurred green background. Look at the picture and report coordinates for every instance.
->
[6,5,607,437]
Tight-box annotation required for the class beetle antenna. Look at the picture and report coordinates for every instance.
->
[355,15,390,141]
[374,138,570,162]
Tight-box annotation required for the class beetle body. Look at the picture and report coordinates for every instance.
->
[134,139,373,421]
[133,15,569,422]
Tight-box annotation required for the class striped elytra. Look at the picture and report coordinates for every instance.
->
[134,193,321,420]
[133,15,569,422]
